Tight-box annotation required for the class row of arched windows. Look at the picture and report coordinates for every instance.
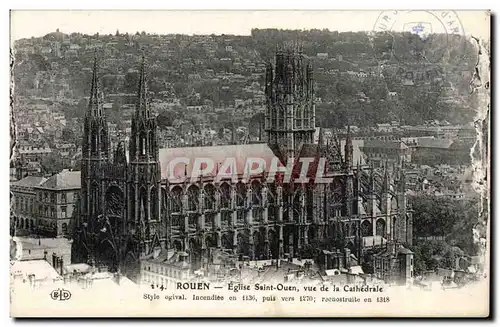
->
[12,217,68,235]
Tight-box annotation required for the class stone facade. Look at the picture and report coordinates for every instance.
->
[72,48,412,283]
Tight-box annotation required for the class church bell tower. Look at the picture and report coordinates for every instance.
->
[76,53,110,265]
[128,53,163,257]
[265,42,316,160]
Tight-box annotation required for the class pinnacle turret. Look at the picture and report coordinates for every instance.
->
[88,51,104,117]
[136,52,150,119]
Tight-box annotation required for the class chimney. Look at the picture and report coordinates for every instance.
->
[344,248,351,269]
[329,252,334,270]
[52,252,57,268]
[113,272,121,285]
[28,274,35,289]
[43,250,48,260]
[58,257,64,276]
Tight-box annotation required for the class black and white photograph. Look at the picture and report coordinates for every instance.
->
[8,9,490,317]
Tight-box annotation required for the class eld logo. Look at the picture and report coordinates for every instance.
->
[50,288,72,301]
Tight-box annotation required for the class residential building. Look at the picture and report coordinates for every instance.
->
[11,176,47,235]
[372,242,414,285]
[140,251,192,288]
[34,170,81,237]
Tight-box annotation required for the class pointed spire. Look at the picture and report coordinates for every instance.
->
[231,123,236,145]
[383,161,389,193]
[369,161,375,194]
[259,118,263,141]
[88,50,103,117]
[136,50,150,118]
[344,124,353,170]
[318,127,324,146]
[265,61,273,98]
[140,198,147,225]
[400,158,406,193]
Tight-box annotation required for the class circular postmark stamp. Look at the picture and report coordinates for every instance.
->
[373,10,465,65]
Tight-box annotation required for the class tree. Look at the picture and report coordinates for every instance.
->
[61,127,75,142]
[41,154,64,175]
[411,195,479,255]
[156,111,173,129]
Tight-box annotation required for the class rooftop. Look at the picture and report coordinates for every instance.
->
[37,170,81,190]
[414,138,454,149]
[159,143,282,182]
[11,176,47,188]
[362,139,409,150]
[10,259,62,281]
[16,237,72,251]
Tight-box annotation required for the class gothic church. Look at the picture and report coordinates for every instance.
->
[72,45,412,282]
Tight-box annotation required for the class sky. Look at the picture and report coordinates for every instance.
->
[10,10,490,41]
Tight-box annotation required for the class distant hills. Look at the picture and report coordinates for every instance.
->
[13,28,479,128]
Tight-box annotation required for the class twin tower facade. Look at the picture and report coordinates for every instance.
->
[72,54,164,278]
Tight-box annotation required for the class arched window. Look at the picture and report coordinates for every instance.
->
[90,182,99,216]
[139,187,147,219]
[129,186,136,218]
[220,183,231,208]
[100,128,108,154]
[204,184,216,210]
[150,187,158,220]
[91,134,98,154]
[236,182,246,207]
[149,131,155,154]
[170,186,183,213]
[139,132,147,156]
[221,233,233,250]
[361,220,372,237]
[251,181,262,206]
[187,185,199,212]
[268,230,278,259]
[376,219,386,236]
[392,217,397,239]
[161,188,167,211]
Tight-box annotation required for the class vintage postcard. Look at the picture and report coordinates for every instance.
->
[9,10,490,317]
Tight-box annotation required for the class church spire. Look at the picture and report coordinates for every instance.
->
[369,161,375,194]
[382,161,389,194]
[318,127,324,147]
[136,51,150,119]
[88,51,103,117]
[399,158,406,193]
[344,124,353,170]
